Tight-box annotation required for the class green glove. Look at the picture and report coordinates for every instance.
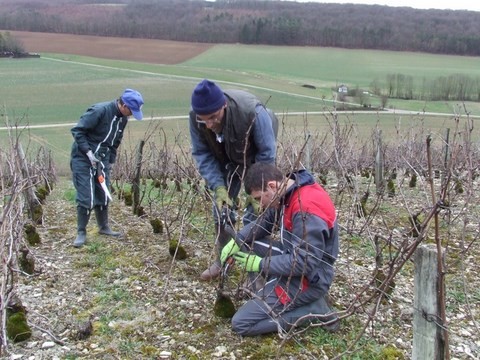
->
[215,186,233,210]
[245,195,261,215]
[233,251,262,272]
[220,239,240,264]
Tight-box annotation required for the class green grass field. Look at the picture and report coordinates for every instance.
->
[1,44,478,174]
[2,45,480,123]
[184,44,480,86]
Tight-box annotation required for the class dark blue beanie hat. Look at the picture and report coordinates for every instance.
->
[191,79,226,115]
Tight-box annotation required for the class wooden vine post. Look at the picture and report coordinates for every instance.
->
[16,143,42,223]
[132,140,145,215]
[413,245,446,359]
[374,129,384,194]
[413,135,449,359]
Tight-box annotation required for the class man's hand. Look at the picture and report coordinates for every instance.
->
[233,251,262,272]
[86,150,100,168]
[215,186,233,210]
[220,239,240,264]
[245,195,261,215]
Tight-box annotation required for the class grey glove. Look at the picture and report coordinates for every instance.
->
[86,150,100,168]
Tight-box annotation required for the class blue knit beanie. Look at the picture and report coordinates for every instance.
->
[191,79,226,115]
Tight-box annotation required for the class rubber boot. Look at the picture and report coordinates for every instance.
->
[94,206,121,237]
[73,206,90,248]
[200,225,234,281]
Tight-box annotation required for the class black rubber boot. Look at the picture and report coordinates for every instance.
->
[73,206,90,248]
[95,206,121,237]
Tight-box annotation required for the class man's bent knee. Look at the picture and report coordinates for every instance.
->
[231,312,256,336]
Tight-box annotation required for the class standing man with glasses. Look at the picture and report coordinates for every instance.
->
[71,88,144,248]
[189,79,279,281]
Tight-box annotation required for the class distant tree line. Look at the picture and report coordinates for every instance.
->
[1,0,480,56]
[370,73,480,102]
[0,31,25,56]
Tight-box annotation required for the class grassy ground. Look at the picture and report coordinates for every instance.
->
[184,44,480,87]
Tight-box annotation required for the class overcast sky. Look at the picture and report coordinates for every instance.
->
[292,0,480,12]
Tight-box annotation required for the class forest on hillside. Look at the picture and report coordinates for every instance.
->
[1,0,480,56]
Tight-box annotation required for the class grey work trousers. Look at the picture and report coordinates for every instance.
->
[71,151,111,210]
[232,238,328,337]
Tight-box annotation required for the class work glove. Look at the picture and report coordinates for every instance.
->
[86,150,100,168]
[245,195,261,215]
[214,186,233,210]
[220,239,240,264]
[233,251,262,273]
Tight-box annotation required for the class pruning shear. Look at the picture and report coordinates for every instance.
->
[96,162,113,202]
[220,205,230,229]
[219,256,235,291]
[222,256,235,279]
[218,205,237,286]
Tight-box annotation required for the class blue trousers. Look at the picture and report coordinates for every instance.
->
[232,238,334,336]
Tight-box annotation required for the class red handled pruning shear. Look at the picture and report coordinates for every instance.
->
[97,163,112,202]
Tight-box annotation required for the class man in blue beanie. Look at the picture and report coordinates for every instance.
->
[189,79,278,281]
[70,88,144,248]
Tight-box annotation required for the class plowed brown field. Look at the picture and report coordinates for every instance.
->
[7,30,213,64]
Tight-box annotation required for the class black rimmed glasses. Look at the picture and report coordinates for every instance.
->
[195,107,224,125]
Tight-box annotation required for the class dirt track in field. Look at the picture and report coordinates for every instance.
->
[7,30,213,64]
